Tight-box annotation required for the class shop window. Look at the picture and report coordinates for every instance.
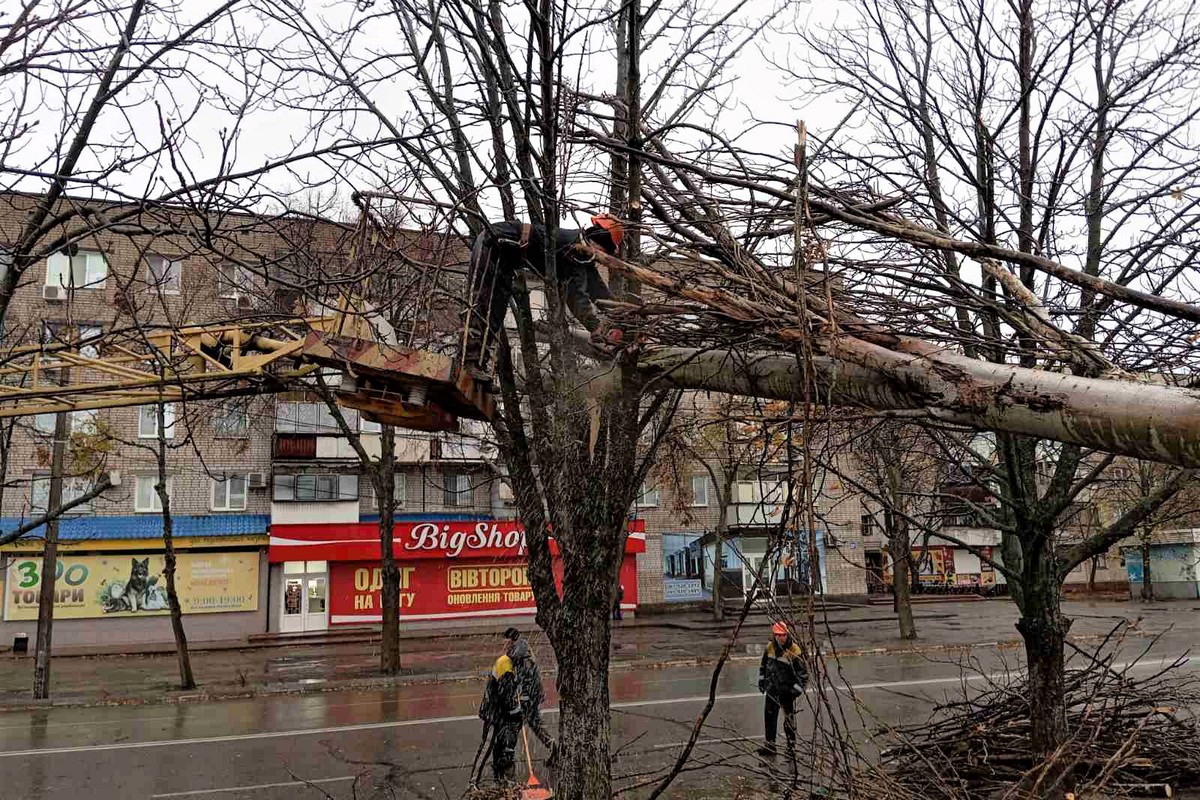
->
[690,475,709,507]
[138,403,176,439]
[212,474,248,511]
[134,475,171,513]
[146,254,182,293]
[283,560,327,574]
[443,472,472,507]
[273,473,358,502]
[46,250,108,289]
[636,482,660,508]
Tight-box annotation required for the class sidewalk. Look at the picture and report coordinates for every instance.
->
[0,598,1190,710]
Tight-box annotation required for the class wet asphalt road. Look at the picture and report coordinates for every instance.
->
[1,634,1196,800]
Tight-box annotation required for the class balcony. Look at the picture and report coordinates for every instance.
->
[726,502,787,527]
[275,434,317,459]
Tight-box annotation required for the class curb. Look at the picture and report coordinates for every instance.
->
[0,633,1127,713]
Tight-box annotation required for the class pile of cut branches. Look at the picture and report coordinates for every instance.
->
[877,649,1200,799]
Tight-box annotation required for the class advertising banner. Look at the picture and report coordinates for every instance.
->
[4,552,259,620]
[270,519,646,563]
[329,554,640,623]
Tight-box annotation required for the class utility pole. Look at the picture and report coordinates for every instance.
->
[32,408,67,700]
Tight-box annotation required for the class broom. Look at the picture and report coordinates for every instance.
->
[518,724,553,800]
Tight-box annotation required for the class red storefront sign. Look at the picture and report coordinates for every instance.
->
[270,518,644,563]
[270,518,645,623]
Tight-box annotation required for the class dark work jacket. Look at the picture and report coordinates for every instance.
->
[478,653,523,725]
[486,220,602,281]
[758,636,808,699]
[508,639,545,716]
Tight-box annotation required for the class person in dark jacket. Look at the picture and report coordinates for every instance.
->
[508,637,557,764]
[612,583,624,620]
[478,642,524,784]
[463,215,625,375]
[756,621,808,759]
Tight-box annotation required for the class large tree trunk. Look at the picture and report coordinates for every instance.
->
[378,424,401,674]
[712,533,725,622]
[1014,547,1072,783]
[32,410,67,700]
[1140,537,1153,601]
[553,609,612,800]
[157,402,194,690]
[888,530,917,640]
[637,346,1200,468]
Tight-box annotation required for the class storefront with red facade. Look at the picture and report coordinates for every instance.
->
[267,518,644,628]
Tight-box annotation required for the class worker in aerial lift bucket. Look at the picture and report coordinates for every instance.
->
[463,214,626,378]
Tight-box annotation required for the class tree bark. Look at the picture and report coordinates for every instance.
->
[712,532,725,622]
[378,423,401,674]
[889,527,917,640]
[1014,540,1073,781]
[31,410,67,700]
[553,608,612,800]
[1140,536,1153,602]
[636,347,1200,468]
[156,401,194,690]
[711,470,734,622]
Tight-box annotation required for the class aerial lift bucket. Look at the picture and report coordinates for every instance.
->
[300,295,493,433]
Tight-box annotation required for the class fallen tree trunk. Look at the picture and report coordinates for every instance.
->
[630,347,1200,468]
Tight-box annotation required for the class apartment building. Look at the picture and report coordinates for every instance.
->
[0,192,647,645]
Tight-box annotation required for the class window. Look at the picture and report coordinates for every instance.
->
[146,255,182,293]
[217,264,254,302]
[46,250,108,289]
[636,482,660,508]
[78,324,101,358]
[212,474,248,511]
[273,473,359,502]
[33,410,98,435]
[275,401,357,434]
[214,402,249,438]
[138,403,176,439]
[43,322,101,358]
[360,418,382,434]
[443,472,472,507]
[31,472,94,515]
[690,475,709,507]
[374,474,407,509]
[861,514,876,537]
[134,475,170,513]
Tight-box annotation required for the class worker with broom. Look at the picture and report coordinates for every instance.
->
[462,214,627,379]
[477,636,525,785]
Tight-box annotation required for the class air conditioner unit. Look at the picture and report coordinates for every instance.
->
[247,472,267,489]
[42,285,67,301]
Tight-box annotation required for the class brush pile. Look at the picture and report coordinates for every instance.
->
[877,651,1200,799]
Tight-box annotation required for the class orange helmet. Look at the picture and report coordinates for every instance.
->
[772,621,789,636]
[589,213,624,248]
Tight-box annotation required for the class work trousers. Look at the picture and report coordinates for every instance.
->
[525,706,555,750]
[763,692,797,748]
[491,719,520,783]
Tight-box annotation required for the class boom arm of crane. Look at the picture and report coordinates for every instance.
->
[0,300,493,433]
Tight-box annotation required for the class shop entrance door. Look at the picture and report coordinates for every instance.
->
[281,561,328,633]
